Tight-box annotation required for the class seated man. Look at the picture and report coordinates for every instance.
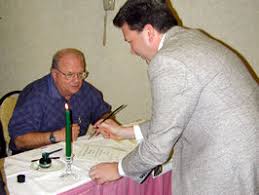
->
[9,48,111,154]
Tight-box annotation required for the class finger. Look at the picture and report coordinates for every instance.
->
[103,132,111,139]
[72,126,80,135]
[90,174,97,181]
[72,124,80,129]
[90,165,96,171]
[72,131,79,141]
[96,178,105,185]
[96,121,108,129]
[95,128,103,134]
[89,169,96,179]
[93,119,103,127]
[74,126,80,133]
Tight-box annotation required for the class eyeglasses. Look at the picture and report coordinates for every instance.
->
[55,68,89,80]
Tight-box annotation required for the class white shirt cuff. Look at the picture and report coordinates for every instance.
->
[118,160,126,176]
[118,125,144,176]
[133,125,144,143]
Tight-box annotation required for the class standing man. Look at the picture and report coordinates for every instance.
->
[9,48,111,154]
[89,1,258,194]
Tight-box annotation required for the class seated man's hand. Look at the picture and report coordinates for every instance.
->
[89,162,121,185]
[71,124,80,141]
[56,123,80,142]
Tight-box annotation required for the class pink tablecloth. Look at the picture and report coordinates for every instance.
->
[58,171,172,195]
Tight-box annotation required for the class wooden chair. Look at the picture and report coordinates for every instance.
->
[0,91,20,156]
[0,123,6,158]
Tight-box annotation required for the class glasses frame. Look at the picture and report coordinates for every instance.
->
[54,68,89,80]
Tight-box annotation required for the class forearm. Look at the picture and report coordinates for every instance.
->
[14,130,62,150]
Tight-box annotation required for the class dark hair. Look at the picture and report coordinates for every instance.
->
[51,48,86,69]
[113,0,178,33]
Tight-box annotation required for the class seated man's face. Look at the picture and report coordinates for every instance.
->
[52,53,85,99]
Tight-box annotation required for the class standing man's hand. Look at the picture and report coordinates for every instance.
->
[89,162,121,184]
[94,119,122,139]
[94,119,135,140]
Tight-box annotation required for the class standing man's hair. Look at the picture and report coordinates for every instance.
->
[113,0,178,33]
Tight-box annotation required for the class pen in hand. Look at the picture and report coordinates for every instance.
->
[88,104,127,139]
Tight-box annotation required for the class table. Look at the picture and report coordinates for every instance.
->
[58,171,171,195]
[1,134,172,195]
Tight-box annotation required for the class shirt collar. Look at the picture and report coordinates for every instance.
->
[158,33,166,51]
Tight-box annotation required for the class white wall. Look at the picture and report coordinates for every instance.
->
[0,0,258,123]
[173,0,259,79]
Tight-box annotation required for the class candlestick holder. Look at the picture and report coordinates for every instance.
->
[60,155,79,180]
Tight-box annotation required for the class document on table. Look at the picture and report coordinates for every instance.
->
[75,144,128,162]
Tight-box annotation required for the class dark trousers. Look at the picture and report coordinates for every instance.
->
[0,172,6,195]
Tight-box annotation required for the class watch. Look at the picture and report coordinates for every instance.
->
[49,132,57,143]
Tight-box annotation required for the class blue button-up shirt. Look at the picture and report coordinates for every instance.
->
[9,74,111,153]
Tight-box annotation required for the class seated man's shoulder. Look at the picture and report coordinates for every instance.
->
[81,81,103,96]
[19,75,50,101]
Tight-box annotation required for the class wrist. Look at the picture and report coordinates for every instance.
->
[49,131,57,143]
[54,129,64,142]
[119,126,134,139]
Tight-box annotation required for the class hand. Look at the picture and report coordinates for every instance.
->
[89,162,121,185]
[55,124,80,142]
[71,124,80,141]
[93,119,123,140]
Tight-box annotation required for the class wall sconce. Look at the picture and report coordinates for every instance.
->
[103,0,115,46]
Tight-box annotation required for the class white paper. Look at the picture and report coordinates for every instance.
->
[75,144,128,162]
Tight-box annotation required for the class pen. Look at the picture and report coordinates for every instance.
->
[139,165,163,184]
[101,104,127,124]
[88,104,127,139]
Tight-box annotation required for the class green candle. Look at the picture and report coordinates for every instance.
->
[65,103,71,158]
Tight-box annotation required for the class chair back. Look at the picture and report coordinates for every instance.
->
[0,122,6,158]
[0,91,20,156]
